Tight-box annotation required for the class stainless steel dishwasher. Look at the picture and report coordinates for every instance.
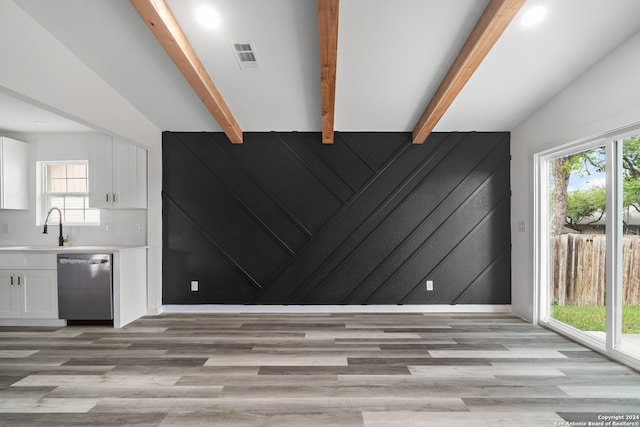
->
[57,254,113,320]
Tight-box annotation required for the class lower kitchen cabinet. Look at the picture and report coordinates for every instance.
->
[0,253,59,321]
[0,269,58,318]
[0,247,147,327]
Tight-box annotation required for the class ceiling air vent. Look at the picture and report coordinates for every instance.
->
[232,42,260,70]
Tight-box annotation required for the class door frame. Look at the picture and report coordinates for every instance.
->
[533,126,640,371]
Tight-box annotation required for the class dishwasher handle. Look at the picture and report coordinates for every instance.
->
[58,256,111,265]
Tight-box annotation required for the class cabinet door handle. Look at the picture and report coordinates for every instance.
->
[113,193,117,205]
[10,273,14,286]
[106,193,110,203]
[17,274,22,287]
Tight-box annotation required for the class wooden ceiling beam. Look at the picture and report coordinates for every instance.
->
[318,0,340,144]
[130,0,243,144]
[412,0,525,144]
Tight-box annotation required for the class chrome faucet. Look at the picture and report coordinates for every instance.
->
[43,207,64,246]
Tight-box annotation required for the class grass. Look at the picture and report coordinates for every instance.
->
[552,304,640,334]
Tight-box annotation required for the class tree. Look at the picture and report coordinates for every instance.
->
[566,187,606,230]
[550,156,572,235]
[550,136,640,235]
[622,135,640,215]
[624,176,640,213]
[622,135,640,180]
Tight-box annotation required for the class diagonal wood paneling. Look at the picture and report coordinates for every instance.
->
[162,131,510,305]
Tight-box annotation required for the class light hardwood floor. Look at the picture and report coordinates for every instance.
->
[1,312,639,426]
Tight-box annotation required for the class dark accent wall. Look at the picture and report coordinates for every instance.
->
[162,131,510,305]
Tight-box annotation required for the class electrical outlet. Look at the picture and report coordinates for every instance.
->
[191,280,199,292]
[426,280,434,291]
[135,224,141,233]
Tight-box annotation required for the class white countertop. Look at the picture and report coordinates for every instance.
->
[0,245,148,254]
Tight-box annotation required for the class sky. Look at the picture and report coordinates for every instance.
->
[567,173,606,192]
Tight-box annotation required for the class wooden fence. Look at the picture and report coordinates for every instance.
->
[553,234,640,306]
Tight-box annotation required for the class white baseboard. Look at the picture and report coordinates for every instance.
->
[146,306,163,316]
[0,319,66,327]
[160,304,512,314]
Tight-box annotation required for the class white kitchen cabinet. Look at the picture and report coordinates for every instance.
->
[0,270,58,318]
[113,248,147,328]
[0,272,17,316]
[0,254,58,319]
[89,138,147,209]
[0,253,57,270]
[0,136,28,210]
[0,247,148,328]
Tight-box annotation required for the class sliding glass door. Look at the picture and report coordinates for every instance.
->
[616,134,640,360]
[537,131,640,367]
[545,144,608,341]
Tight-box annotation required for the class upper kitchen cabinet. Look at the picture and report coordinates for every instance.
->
[0,136,28,210]
[89,138,147,209]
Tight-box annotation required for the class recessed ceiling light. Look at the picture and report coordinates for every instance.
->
[196,5,221,30]
[521,6,546,27]
[33,120,49,126]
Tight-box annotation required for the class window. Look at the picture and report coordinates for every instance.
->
[42,162,100,225]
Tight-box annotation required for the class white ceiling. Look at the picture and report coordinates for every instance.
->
[0,90,94,133]
[4,0,640,135]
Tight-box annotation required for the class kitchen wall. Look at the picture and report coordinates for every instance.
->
[511,29,640,322]
[162,131,510,305]
[1,2,162,313]
[0,132,147,247]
